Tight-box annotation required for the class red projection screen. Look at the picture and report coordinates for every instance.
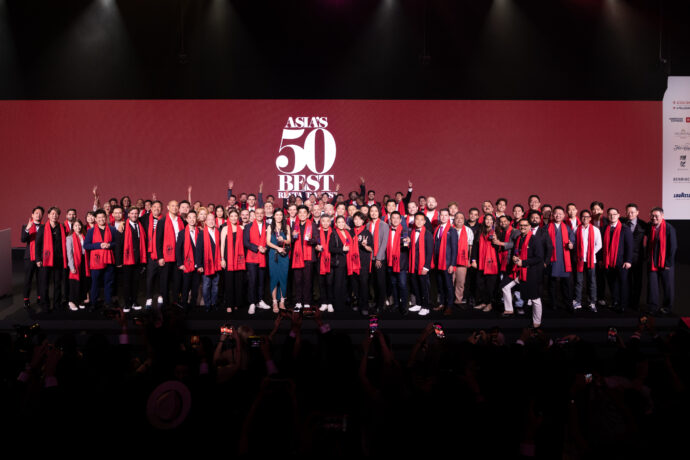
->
[0,100,660,246]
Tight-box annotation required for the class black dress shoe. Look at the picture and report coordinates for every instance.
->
[516,307,525,316]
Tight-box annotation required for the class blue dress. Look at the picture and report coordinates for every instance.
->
[268,228,289,299]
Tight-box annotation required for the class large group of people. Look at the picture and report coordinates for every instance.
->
[20,179,678,328]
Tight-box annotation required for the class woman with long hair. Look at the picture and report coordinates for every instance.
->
[66,220,88,311]
[266,209,291,312]
[471,214,500,312]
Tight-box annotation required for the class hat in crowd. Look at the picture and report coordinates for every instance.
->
[146,380,191,430]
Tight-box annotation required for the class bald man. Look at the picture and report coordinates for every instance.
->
[156,200,184,306]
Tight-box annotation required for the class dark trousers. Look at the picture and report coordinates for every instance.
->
[246,263,266,305]
[145,257,161,300]
[606,267,629,309]
[223,270,244,308]
[68,278,88,305]
[39,264,64,308]
[549,276,572,309]
[113,266,123,300]
[476,272,498,305]
[435,269,454,306]
[160,261,181,305]
[595,261,607,303]
[293,261,314,305]
[370,261,387,310]
[410,272,430,308]
[23,259,39,300]
[629,262,644,309]
[90,265,114,306]
[647,268,674,312]
[180,270,201,309]
[332,265,347,311]
[352,262,370,310]
[387,267,408,312]
[319,271,334,305]
[465,266,478,302]
[122,264,142,307]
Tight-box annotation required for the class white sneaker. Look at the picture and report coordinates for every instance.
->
[385,297,392,306]
[294,303,303,311]
[68,302,78,311]
[248,304,256,315]
[157,296,164,305]
[123,305,131,313]
[409,305,422,312]
[78,304,85,310]
[258,300,271,310]
[146,298,153,306]
[327,304,334,313]
[303,304,311,310]
[320,304,328,311]
[573,303,582,310]
[418,308,430,316]
[132,305,142,311]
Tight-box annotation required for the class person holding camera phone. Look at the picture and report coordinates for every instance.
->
[266,208,291,313]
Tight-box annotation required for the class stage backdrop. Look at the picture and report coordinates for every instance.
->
[1,99,661,246]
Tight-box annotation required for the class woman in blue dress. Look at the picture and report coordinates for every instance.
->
[266,208,291,312]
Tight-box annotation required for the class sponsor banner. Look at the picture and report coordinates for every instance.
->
[663,76,690,218]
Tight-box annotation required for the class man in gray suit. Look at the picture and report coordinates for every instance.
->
[367,205,389,313]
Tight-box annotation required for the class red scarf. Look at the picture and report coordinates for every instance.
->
[147,213,159,258]
[337,229,359,275]
[603,223,622,269]
[108,214,115,226]
[291,219,313,268]
[432,224,451,270]
[63,220,72,235]
[478,233,498,275]
[319,227,332,275]
[386,226,402,273]
[41,222,67,268]
[498,226,514,271]
[397,200,406,216]
[90,225,114,270]
[182,226,199,273]
[225,224,246,271]
[456,226,469,266]
[548,222,572,272]
[123,221,147,265]
[512,232,532,281]
[162,215,181,263]
[409,227,427,275]
[650,220,667,271]
[27,222,39,261]
[203,227,222,275]
[68,233,87,281]
[576,224,596,272]
[426,209,439,228]
[246,221,267,267]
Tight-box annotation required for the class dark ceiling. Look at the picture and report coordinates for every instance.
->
[1,0,688,100]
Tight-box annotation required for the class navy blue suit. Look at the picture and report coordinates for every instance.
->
[603,223,633,310]
[433,224,458,307]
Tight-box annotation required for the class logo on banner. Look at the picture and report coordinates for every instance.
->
[673,192,690,199]
[276,117,336,198]
[673,128,689,139]
[680,154,687,169]
[670,117,684,122]
[673,144,690,152]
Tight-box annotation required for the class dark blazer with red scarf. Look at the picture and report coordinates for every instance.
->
[156,214,186,262]
[509,233,545,300]
[645,221,677,269]
[602,223,633,269]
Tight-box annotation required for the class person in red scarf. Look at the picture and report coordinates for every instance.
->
[350,211,373,315]
[118,207,147,312]
[424,196,440,229]
[545,206,576,311]
[84,209,119,309]
[573,210,602,312]
[329,215,356,313]
[408,212,434,317]
[156,200,184,306]
[385,212,410,315]
[316,215,335,312]
[368,205,390,313]
[432,209,457,315]
[590,201,609,309]
[215,205,227,229]
[646,207,677,316]
[624,203,648,311]
[393,179,413,217]
[177,210,202,311]
[291,205,318,311]
[197,213,222,311]
[35,207,67,312]
[602,208,633,312]
[21,206,44,308]
[220,209,246,314]
[452,212,474,311]
[63,208,77,234]
[66,220,88,311]
[243,207,270,314]
[470,214,500,313]
[494,215,520,313]
[500,218,545,326]
[141,200,163,308]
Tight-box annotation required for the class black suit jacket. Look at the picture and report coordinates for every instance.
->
[603,224,633,268]
[623,218,647,264]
